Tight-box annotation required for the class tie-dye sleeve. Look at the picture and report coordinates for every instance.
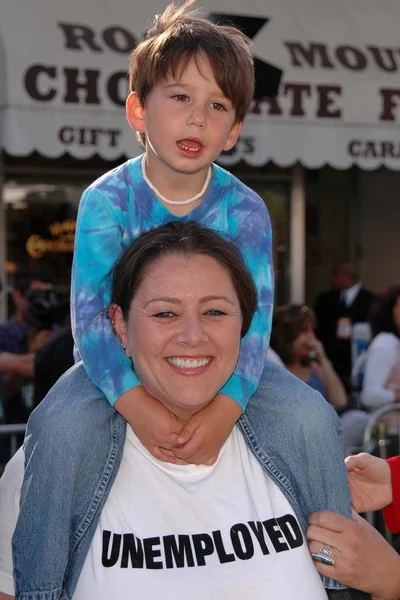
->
[219,203,274,411]
[71,188,140,405]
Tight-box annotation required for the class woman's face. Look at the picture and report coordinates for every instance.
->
[116,253,243,421]
[292,323,316,360]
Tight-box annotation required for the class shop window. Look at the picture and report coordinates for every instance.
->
[4,182,85,304]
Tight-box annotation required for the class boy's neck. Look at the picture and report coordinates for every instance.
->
[143,152,212,216]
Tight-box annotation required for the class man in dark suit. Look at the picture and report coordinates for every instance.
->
[314,261,376,391]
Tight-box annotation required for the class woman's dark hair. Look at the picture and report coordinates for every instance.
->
[369,284,400,339]
[111,221,257,337]
[270,304,316,365]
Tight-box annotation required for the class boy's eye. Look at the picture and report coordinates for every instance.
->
[210,102,226,111]
[172,94,189,102]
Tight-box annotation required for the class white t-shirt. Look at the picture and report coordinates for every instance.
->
[0,427,327,600]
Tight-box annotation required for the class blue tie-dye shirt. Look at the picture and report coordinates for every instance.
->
[72,155,273,411]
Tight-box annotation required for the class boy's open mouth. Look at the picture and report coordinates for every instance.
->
[177,139,203,153]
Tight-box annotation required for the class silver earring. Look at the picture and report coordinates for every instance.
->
[121,344,126,350]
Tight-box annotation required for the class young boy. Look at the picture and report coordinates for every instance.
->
[72,0,273,464]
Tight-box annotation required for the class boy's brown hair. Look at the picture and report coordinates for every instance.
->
[129,0,254,144]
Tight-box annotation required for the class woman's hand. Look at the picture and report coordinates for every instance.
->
[345,453,393,512]
[307,510,400,600]
[306,337,327,364]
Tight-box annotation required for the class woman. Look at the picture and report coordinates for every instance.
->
[270,304,347,408]
[271,304,370,455]
[361,284,400,415]
[0,223,366,599]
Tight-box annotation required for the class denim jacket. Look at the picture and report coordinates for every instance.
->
[13,361,351,600]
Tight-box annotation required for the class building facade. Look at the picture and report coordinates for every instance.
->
[1,0,400,318]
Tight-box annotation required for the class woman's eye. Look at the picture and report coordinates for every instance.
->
[210,102,226,111]
[172,94,188,102]
[205,309,226,316]
[153,311,176,318]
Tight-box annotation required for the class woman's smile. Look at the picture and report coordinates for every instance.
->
[166,355,213,375]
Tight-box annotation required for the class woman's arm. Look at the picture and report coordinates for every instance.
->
[361,334,399,409]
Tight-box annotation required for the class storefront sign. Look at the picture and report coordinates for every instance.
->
[26,219,76,259]
[1,0,400,169]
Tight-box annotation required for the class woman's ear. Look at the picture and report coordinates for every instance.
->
[109,304,130,357]
[126,92,146,134]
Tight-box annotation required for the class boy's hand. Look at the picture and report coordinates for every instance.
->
[115,386,186,464]
[172,394,242,465]
[345,452,392,513]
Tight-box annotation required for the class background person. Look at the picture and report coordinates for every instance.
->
[314,261,375,391]
[0,223,364,599]
[0,268,54,425]
[0,268,54,355]
[270,304,370,455]
[361,285,400,424]
[271,304,348,408]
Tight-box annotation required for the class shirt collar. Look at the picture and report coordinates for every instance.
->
[342,282,362,306]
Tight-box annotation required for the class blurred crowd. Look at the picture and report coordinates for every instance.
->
[0,268,73,467]
[1,260,400,469]
[268,261,400,458]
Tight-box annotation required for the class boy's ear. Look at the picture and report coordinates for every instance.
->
[223,120,243,152]
[126,92,146,134]
[109,304,130,357]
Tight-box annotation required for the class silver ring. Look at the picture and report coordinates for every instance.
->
[311,545,335,566]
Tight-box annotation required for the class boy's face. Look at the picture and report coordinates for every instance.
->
[127,54,242,176]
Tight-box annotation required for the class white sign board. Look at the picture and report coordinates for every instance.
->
[1,0,399,169]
